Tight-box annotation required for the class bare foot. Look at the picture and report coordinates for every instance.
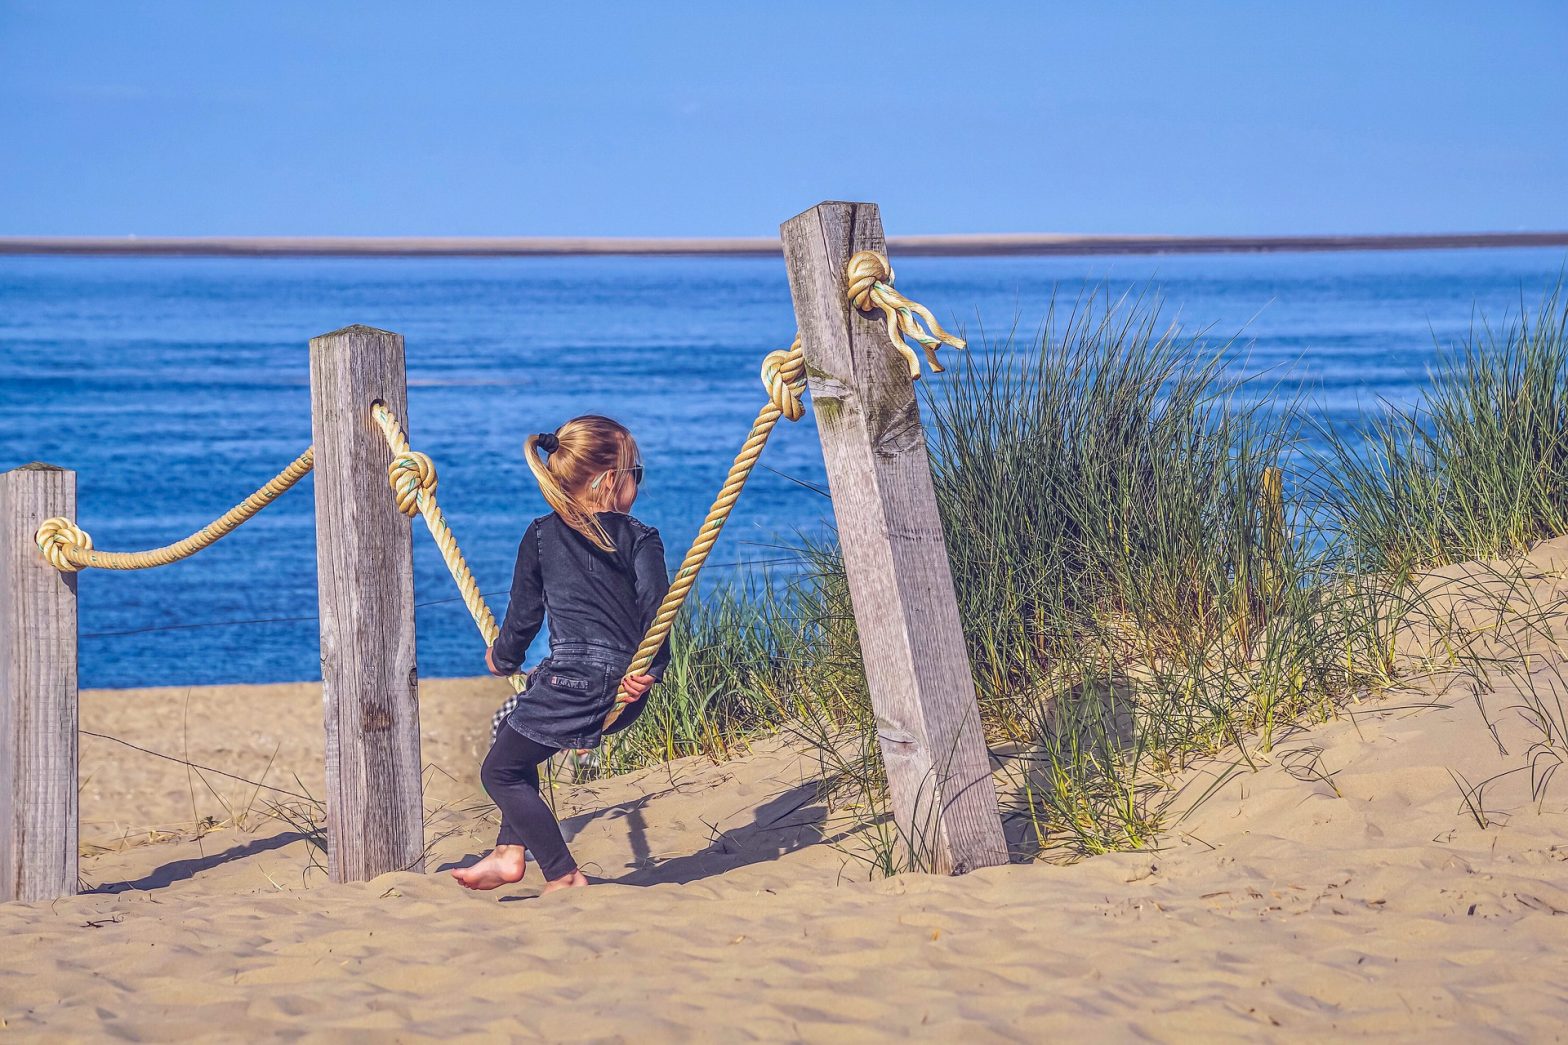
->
[450,845,527,890]
[541,869,589,894]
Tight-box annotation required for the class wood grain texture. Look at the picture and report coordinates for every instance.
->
[780,202,1008,874]
[0,464,79,901]
[308,326,425,883]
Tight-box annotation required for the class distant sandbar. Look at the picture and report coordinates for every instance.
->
[1,231,1565,258]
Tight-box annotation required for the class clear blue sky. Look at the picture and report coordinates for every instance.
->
[3,2,1564,237]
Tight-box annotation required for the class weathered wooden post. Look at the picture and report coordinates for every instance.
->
[780,201,1008,874]
[308,325,425,882]
[0,464,78,900]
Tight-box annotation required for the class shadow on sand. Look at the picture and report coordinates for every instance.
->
[596,782,828,887]
[440,782,837,889]
[91,830,307,893]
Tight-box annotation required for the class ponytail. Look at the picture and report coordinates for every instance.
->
[525,416,640,553]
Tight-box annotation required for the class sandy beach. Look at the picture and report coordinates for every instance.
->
[3,543,1568,1039]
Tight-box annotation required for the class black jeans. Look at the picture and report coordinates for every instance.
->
[479,723,575,881]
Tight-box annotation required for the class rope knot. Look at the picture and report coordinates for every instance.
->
[845,250,894,311]
[844,249,967,380]
[761,339,808,421]
[387,451,437,516]
[36,517,92,572]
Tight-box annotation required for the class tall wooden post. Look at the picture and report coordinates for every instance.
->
[0,464,78,901]
[308,325,425,882]
[780,201,1007,874]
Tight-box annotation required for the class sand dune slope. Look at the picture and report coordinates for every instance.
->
[3,661,1567,1038]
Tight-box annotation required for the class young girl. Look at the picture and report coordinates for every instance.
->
[452,415,669,894]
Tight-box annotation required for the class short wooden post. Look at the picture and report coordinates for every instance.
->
[308,325,425,882]
[1261,466,1286,576]
[780,201,1008,874]
[0,464,78,901]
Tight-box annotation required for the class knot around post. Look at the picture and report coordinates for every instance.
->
[844,250,895,311]
[844,249,967,380]
[34,517,92,572]
[387,451,437,517]
[761,339,807,421]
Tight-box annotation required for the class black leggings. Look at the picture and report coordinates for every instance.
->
[479,725,574,881]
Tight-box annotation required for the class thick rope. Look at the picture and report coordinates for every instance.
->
[844,251,968,377]
[35,450,315,571]
[370,401,527,698]
[599,340,807,730]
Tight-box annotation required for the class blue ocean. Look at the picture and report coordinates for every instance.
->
[2,248,1562,689]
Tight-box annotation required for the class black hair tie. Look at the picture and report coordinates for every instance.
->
[537,432,560,454]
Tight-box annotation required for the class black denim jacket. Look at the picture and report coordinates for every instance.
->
[490,511,671,749]
[491,510,672,677]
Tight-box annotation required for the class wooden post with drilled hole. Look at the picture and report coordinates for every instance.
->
[0,463,79,901]
[308,325,425,883]
[780,201,1008,874]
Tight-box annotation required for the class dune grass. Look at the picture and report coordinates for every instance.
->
[1316,291,1568,574]
[585,291,1562,871]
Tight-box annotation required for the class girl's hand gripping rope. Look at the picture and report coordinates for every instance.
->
[618,673,656,704]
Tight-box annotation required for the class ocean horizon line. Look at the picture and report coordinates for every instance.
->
[3,230,1566,259]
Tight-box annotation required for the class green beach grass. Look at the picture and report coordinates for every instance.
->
[1316,290,1568,573]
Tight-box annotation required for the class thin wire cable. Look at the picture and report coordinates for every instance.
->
[77,554,798,642]
[80,589,515,640]
[79,729,315,801]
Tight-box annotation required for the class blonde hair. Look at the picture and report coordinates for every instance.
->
[525,415,641,552]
